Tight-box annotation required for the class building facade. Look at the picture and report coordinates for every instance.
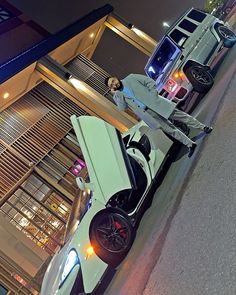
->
[0,1,155,293]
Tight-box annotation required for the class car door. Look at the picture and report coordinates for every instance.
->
[70,115,135,204]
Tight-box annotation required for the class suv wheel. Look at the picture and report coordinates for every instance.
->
[224,7,231,15]
[216,25,236,48]
[185,65,214,93]
[89,208,135,266]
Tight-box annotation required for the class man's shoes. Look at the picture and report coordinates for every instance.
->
[188,143,197,158]
[204,126,213,134]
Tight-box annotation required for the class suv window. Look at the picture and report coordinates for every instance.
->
[187,9,206,22]
[146,37,181,80]
[170,29,188,46]
[179,19,197,33]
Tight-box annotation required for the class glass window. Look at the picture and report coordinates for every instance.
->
[38,130,87,195]
[0,185,67,254]
[179,19,197,33]
[21,181,38,195]
[0,284,8,295]
[146,37,181,80]
[187,9,206,22]
[44,191,71,222]
[22,174,51,201]
[170,29,188,46]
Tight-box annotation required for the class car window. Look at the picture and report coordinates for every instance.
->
[187,9,207,22]
[179,19,197,33]
[170,29,188,46]
[146,37,181,80]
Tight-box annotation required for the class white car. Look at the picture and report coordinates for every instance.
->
[41,115,174,295]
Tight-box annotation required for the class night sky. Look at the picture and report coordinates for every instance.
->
[8,0,205,77]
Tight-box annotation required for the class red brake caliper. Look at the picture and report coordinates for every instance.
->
[114,221,127,238]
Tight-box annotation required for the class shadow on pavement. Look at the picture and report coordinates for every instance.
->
[93,268,117,295]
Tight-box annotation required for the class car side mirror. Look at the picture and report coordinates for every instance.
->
[76,177,94,191]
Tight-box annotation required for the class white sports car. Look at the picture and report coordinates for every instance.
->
[41,115,174,295]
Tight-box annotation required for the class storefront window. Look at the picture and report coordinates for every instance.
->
[38,130,87,195]
[0,174,71,254]
[0,284,8,295]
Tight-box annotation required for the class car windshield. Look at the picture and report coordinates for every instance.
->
[146,37,181,81]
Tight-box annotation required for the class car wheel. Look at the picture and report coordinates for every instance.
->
[216,25,236,48]
[185,65,214,93]
[90,208,135,266]
[224,7,231,14]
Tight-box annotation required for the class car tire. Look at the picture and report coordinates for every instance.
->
[224,7,231,15]
[185,65,214,93]
[89,208,135,267]
[216,25,236,48]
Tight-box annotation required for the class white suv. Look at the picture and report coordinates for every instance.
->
[145,8,236,103]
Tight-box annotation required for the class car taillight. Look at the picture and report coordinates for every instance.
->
[173,71,184,79]
[173,71,187,83]
[166,79,178,92]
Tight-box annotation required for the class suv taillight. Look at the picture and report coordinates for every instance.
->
[166,79,178,92]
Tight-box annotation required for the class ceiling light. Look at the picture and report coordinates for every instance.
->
[3,92,9,99]
[65,72,73,80]
[163,22,170,28]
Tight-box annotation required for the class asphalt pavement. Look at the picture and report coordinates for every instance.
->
[143,55,236,295]
[142,16,236,295]
[100,11,236,295]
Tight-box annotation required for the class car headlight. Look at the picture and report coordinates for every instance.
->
[59,249,79,287]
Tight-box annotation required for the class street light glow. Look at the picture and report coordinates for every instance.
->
[163,22,170,28]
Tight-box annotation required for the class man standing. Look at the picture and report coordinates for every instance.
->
[105,74,213,158]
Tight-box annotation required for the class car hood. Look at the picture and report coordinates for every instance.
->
[70,115,135,204]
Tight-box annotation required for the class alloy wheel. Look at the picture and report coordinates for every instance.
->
[95,212,132,253]
[219,26,235,40]
[191,67,212,85]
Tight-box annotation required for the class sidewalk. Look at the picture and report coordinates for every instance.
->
[143,62,236,295]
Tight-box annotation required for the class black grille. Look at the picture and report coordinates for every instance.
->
[160,89,169,98]
[175,87,187,99]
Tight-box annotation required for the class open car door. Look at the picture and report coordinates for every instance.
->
[71,115,136,204]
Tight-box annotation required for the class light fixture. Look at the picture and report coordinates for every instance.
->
[129,24,157,47]
[65,73,87,91]
[111,12,157,46]
[3,92,9,99]
[89,33,95,38]
[65,72,73,80]
[163,22,170,28]
[69,78,88,92]
[128,23,134,29]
